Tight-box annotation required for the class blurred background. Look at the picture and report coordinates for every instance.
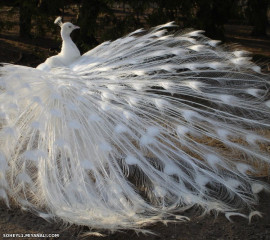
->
[0,0,270,67]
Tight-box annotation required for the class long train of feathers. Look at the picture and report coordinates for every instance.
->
[0,22,270,233]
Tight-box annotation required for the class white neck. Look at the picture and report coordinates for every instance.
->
[59,30,81,63]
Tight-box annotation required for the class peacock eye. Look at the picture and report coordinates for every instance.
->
[69,26,71,28]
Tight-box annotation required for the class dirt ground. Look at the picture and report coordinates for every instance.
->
[0,185,269,240]
[1,12,270,240]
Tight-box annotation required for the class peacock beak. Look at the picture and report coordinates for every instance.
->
[74,25,80,30]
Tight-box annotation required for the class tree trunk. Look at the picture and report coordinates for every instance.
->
[19,1,33,38]
[76,0,101,50]
[248,0,269,36]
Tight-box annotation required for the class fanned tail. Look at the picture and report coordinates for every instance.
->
[0,22,270,231]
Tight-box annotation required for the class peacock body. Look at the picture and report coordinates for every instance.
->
[0,19,270,232]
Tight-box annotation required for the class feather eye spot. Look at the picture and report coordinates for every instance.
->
[176,125,189,136]
[115,124,129,134]
[50,109,62,117]
[99,142,112,152]
[154,186,166,197]
[251,183,264,194]
[68,120,81,129]
[125,155,139,165]
[81,160,94,170]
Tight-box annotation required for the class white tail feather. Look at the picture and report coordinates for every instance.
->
[0,22,270,232]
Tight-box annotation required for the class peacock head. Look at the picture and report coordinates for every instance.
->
[54,16,80,36]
